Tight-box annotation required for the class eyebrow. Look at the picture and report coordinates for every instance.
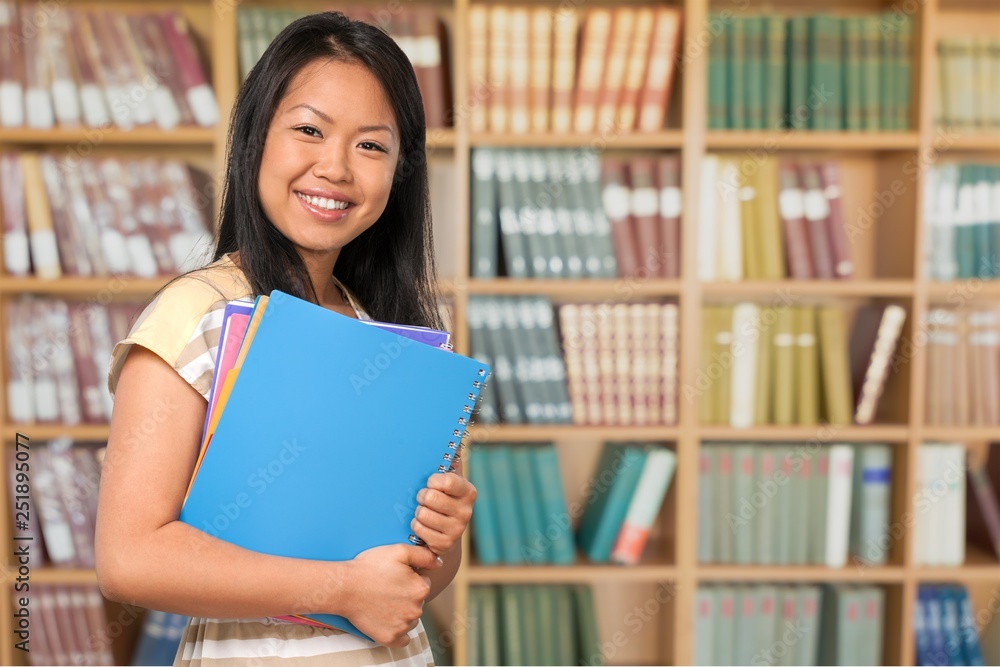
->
[289,103,396,139]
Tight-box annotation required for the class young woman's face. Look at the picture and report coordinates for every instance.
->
[258,58,400,256]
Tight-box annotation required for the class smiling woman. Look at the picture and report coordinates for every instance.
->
[96,11,473,667]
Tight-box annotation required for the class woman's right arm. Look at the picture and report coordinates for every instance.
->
[95,345,440,647]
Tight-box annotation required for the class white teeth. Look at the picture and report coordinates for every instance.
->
[297,192,349,210]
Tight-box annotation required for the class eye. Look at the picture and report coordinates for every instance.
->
[294,125,321,138]
[359,141,388,153]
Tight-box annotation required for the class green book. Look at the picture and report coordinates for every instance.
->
[577,444,648,562]
[693,588,715,666]
[807,16,825,130]
[755,446,778,565]
[774,447,794,565]
[787,17,810,129]
[734,587,758,664]
[745,16,766,130]
[764,16,787,131]
[470,149,499,278]
[956,164,978,278]
[732,445,756,564]
[729,18,747,129]
[466,589,482,666]
[511,447,547,563]
[536,586,558,666]
[844,17,864,131]
[698,448,714,563]
[714,446,735,563]
[879,13,896,130]
[518,586,542,665]
[827,16,845,129]
[794,586,823,666]
[479,586,502,666]
[895,15,913,130]
[489,445,527,563]
[500,585,525,665]
[790,446,812,564]
[818,586,864,666]
[469,447,503,564]
[715,586,737,665]
[973,165,994,278]
[531,445,577,564]
[495,151,530,278]
[990,166,1000,278]
[553,586,578,666]
[861,16,882,130]
[708,15,730,129]
[808,449,829,564]
[574,585,603,666]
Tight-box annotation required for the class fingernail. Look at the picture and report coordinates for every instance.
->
[435,556,444,567]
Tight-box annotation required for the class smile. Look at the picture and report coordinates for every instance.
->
[295,191,351,210]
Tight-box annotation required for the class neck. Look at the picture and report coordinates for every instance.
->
[299,248,344,307]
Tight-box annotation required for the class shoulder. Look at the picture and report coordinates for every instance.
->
[108,256,253,401]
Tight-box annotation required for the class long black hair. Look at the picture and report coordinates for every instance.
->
[209,11,439,328]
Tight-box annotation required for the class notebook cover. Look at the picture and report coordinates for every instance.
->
[179,289,488,639]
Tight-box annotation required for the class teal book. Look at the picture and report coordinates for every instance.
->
[745,16,765,130]
[510,447,546,563]
[708,14,729,129]
[764,15,787,131]
[179,290,489,639]
[469,447,503,565]
[576,443,649,563]
[489,445,527,563]
[729,18,747,129]
[531,444,577,564]
[787,16,810,129]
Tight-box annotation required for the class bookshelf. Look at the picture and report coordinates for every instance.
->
[0,0,998,664]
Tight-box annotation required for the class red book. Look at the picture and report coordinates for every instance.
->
[159,11,218,127]
[819,161,854,278]
[656,155,682,278]
[797,163,836,279]
[600,158,641,278]
[626,157,661,277]
[777,161,815,279]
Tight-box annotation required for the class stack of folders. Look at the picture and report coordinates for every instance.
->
[178,290,490,639]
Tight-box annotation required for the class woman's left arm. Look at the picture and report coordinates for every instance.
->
[411,459,476,601]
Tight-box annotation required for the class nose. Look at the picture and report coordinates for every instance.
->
[312,144,352,183]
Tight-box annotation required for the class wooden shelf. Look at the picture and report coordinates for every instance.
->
[701,280,913,297]
[926,280,1000,299]
[915,546,1000,582]
[938,134,1000,152]
[4,425,111,442]
[463,279,682,297]
[468,425,679,443]
[705,131,920,151]
[468,564,676,584]
[696,564,907,582]
[920,426,1000,442]
[469,131,684,149]
[0,127,216,146]
[698,425,910,441]
[23,568,99,584]
[0,276,175,295]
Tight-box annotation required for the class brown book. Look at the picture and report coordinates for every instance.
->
[6,300,35,423]
[0,153,30,276]
[52,585,86,666]
[38,586,69,665]
[819,160,854,278]
[506,8,530,133]
[49,442,97,568]
[572,9,612,134]
[558,304,589,425]
[656,155,682,278]
[487,5,509,133]
[133,12,196,127]
[44,152,91,276]
[954,308,972,425]
[528,7,552,133]
[412,9,449,129]
[0,1,26,128]
[467,5,489,133]
[967,454,1000,560]
[82,586,115,665]
[549,9,577,133]
[661,303,679,425]
[600,157,641,279]
[968,308,1000,425]
[850,304,907,424]
[21,153,62,279]
[616,6,654,132]
[627,157,661,278]
[776,161,815,279]
[68,303,104,424]
[637,7,682,132]
[596,7,635,133]
[66,585,100,665]
[798,162,836,279]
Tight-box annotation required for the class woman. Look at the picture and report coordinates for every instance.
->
[97,12,473,666]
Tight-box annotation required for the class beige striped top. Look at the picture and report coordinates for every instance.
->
[106,253,435,667]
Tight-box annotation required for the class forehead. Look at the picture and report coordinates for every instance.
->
[278,59,397,128]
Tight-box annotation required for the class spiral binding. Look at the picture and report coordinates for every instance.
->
[407,366,488,548]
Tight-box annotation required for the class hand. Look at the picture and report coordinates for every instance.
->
[411,472,477,556]
[342,544,441,647]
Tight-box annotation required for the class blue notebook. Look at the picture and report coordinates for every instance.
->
[179,289,489,639]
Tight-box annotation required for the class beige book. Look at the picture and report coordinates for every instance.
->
[467,5,489,133]
[738,163,762,279]
[507,8,530,133]
[968,308,1000,425]
[637,7,682,132]
[795,307,819,425]
[644,303,663,425]
[662,303,679,425]
[818,307,853,425]
[616,7,654,132]
[773,307,797,425]
[550,8,578,133]
[595,7,635,133]
[488,6,509,133]
[755,158,785,279]
[712,306,734,425]
[529,8,552,133]
[753,306,774,425]
[572,9,612,134]
[21,153,61,279]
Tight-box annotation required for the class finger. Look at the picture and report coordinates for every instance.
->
[401,544,442,570]
[411,517,452,555]
[423,474,475,499]
[417,488,465,515]
[415,505,465,536]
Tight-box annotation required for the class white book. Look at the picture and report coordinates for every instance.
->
[823,444,854,567]
[609,447,676,565]
[717,160,743,281]
[941,443,967,566]
[729,303,760,427]
[931,164,958,281]
[698,155,719,281]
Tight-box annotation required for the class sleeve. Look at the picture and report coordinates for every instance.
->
[107,279,230,402]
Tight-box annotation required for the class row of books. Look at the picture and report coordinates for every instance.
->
[469,5,681,135]
[698,156,851,281]
[5,298,140,425]
[936,37,1000,133]
[708,13,912,131]
[238,7,451,128]
[698,443,891,567]
[467,296,571,425]
[699,303,906,427]
[131,611,188,666]
[925,306,1000,427]
[915,585,985,667]
[471,149,682,280]
[18,583,114,666]
[0,4,217,130]
[924,163,1000,282]
[467,584,602,667]
[914,443,967,567]
[693,584,884,666]
[7,440,104,570]
[559,302,678,427]
[1,153,214,279]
